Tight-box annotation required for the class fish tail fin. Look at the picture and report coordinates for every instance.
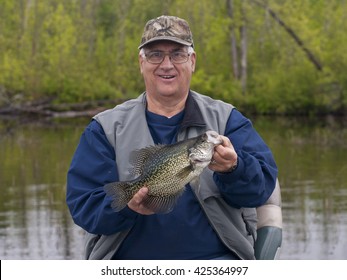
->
[104,181,133,212]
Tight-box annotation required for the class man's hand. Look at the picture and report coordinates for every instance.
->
[209,135,238,173]
[127,187,155,215]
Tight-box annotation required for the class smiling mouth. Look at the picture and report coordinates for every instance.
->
[159,75,175,79]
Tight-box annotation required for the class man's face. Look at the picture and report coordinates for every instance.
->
[139,41,196,100]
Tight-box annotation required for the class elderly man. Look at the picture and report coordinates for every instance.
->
[66,15,278,260]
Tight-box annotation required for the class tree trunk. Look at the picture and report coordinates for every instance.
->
[240,23,247,93]
[227,0,240,79]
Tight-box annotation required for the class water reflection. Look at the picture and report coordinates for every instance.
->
[254,116,347,259]
[0,183,84,259]
[0,118,85,259]
[0,116,346,259]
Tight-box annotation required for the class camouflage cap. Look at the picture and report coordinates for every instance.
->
[138,15,194,49]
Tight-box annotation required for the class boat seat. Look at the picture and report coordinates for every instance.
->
[254,178,282,259]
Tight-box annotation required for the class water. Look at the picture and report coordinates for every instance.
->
[0,115,346,260]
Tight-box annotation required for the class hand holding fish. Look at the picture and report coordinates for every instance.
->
[208,135,238,173]
[127,187,155,215]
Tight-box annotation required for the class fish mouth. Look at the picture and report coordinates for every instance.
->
[194,159,209,163]
[191,158,212,165]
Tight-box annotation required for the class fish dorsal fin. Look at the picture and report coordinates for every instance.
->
[143,188,185,214]
[129,144,165,177]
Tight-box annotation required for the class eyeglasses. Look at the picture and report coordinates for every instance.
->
[144,50,191,64]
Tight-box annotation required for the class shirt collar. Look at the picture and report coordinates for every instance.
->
[141,90,206,130]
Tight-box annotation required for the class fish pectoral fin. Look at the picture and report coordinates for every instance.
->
[143,189,185,214]
[104,181,133,212]
[176,165,193,180]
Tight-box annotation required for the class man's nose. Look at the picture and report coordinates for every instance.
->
[160,54,174,67]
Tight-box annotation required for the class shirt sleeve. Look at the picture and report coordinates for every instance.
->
[66,120,138,235]
[213,109,278,208]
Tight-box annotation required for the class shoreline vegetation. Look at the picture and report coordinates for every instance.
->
[0,1,346,117]
[0,98,123,119]
[0,97,345,120]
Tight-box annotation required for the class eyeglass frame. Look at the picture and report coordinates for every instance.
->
[140,46,194,64]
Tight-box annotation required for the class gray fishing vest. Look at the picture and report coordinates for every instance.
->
[84,91,257,260]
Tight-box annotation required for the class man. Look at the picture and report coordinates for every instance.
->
[66,15,278,260]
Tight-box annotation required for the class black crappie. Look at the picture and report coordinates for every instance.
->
[104,130,222,214]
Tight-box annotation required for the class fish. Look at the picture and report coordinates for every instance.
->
[104,130,223,214]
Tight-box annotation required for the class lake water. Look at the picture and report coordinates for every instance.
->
[0,115,346,260]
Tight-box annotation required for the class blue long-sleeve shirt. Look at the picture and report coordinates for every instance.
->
[66,107,277,259]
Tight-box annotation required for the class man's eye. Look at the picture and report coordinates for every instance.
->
[149,52,162,58]
[172,52,183,58]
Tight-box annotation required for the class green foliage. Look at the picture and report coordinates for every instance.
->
[0,0,346,114]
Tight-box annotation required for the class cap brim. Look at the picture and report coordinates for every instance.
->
[138,36,192,49]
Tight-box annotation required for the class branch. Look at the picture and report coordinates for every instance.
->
[250,0,323,71]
